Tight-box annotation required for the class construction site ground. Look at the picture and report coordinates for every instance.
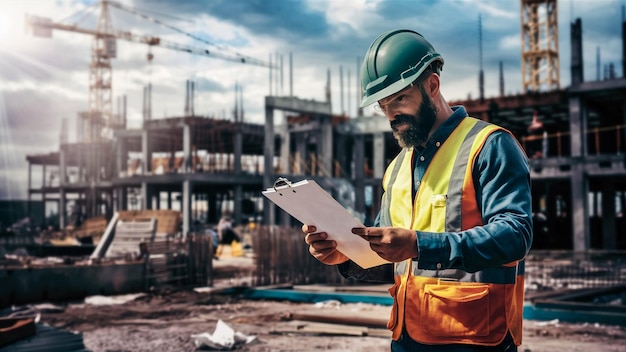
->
[35,253,626,352]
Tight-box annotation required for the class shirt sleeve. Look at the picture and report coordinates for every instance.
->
[337,260,395,283]
[416,130,533,272]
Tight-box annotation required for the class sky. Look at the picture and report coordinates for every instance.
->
[0,0,625,200]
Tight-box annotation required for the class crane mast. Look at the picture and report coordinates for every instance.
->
[90,0,114,140]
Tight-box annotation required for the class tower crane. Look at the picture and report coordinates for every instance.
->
[25,0,276,141]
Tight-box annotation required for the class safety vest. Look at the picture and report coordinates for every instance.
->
[380,117,524,346]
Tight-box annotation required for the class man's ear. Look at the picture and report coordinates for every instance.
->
[425,73,440,98]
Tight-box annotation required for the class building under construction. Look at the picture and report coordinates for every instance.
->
[24,0,626,251]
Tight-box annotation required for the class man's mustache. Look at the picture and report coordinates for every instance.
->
[390,114,414,129]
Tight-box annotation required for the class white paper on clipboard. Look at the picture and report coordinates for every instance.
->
[262,178,389,269]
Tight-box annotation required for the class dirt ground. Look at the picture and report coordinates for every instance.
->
[29,257,626,351]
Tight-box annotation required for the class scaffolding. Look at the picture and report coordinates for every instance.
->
[521,0,560,92]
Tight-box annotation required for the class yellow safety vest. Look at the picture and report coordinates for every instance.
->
[380,117,524,346]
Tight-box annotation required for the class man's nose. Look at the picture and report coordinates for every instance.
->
[384,109,399,122]
[383,104,405,119]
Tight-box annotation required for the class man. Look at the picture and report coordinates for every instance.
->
[303,29,532,351]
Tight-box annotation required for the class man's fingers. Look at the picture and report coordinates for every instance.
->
[302,224,317,233]
[352,227,383,239]
[351,227,366,236]
[310,239,337,251]
[304,232,327,245]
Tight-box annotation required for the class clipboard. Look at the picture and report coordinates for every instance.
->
[262,177,389,269]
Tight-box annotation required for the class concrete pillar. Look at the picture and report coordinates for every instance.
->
[569,95,589,250]
[59,189,65,230]
[321,115,333,177]
[116,138,126,178]
[570,18,584,86]
[601,181,617,249]
[569,97,586,157]
[42,165,46,226]
[234,126,243,174]
[105,190,113,220]
[89,180,97,217]
[332,134,344,177]
[59,148,67,185]
[279,113,290,174]
[233,125,243,225]
[27,163,31,218]
[141,130,150,175]
[234,185,243,225]
[571,167,589,250]
[373,133,385,179]
[116,187,127,211]
[353,134,366,216]
[183,124,191,173]
[295,134,307,175]
[182,180,192,235]
[263,101,275,225]
[59,149,66,229]
[141,182,149,210]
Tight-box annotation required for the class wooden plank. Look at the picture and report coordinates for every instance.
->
[293,285,336,292]
[367,328,392,338]
[270,320,367,336]
[110,318,210,325]
[0,317,36,346]
[335,285,391,294]
[292,284,390,294]
[286,312,388,328]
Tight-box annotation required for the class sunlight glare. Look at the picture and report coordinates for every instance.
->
[0,8,21,45]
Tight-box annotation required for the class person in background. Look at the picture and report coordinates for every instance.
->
[206,227,219,260]
[215,212,241,257]
[526,109,546,159]
[303,29,532,351]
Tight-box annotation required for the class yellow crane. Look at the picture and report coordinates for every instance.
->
[25,0,275,140]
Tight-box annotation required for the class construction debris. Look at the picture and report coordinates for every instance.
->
[191,319,256,350]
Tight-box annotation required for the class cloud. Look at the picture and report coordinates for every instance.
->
[130,0,330,41]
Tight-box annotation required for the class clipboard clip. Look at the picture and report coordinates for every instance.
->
[273,177,292,191]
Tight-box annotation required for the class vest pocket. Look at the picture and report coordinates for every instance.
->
[429,194,447,232]
[421,283,490,337]
[386,282,400,331]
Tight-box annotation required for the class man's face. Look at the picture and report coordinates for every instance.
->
[377,84,437,148]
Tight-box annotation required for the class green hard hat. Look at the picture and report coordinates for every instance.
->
[360,29,444,107]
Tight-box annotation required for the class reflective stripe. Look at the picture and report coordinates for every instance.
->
[446,120,489,232]
[395,260,408,275]
[410,262,518,284]
[381,148,408,227]
[395,261,519,284]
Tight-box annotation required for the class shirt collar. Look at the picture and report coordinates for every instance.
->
[426,105,467,148]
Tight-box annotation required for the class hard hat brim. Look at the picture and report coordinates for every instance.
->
[360,55,442,108]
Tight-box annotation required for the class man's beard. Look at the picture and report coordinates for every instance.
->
[390,96,437,148]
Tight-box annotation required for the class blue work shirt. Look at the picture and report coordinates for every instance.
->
[339,105,533,281]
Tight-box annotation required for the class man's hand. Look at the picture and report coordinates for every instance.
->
[302,225,349,265]
[352,227,418,262]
